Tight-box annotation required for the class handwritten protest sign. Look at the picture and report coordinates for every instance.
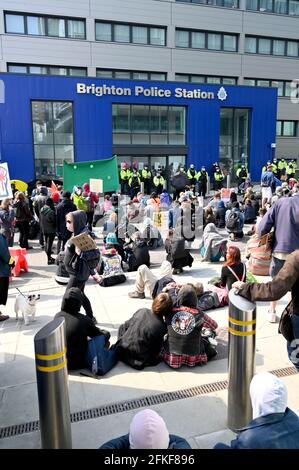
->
[0,163,13,199]
[90,179,103,193]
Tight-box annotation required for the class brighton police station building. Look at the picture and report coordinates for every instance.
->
[0,73,277,183]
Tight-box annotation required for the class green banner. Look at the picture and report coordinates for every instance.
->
[63,156,119,193]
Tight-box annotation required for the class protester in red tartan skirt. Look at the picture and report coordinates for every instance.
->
[160,285,218,369]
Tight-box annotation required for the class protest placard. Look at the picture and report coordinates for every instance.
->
[0,163,13,199]
[90,178,103,193]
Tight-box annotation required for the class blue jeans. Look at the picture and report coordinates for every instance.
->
[287,314,299,372]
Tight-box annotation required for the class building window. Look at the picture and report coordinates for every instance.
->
[276,120,297,136]
[175,73,237,84]
[175,0,239,7]
[4,12,86,39]
[176,29,238,52]
[112,105,186,145]
[243,78,292,97]
[245,35,299,57]
[95,21,166,46]
[31,101,74,177]
[246,0,299,15]
[8,63,87,76]
[96,69,166,80]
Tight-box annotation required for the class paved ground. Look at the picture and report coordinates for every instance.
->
[0,220,298,449]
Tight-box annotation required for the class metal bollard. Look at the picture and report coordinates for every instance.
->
[226,174,231,189]
[206,176,210,196]
[227,289,256,432]
[140,182,145,194]
[34,317,72,449]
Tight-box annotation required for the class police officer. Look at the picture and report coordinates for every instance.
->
[128,168,141,199]
[236,164,248,194]
[187,164,197,188]
[214,167,225,191]
[262,161,272,174]
[119,163,130,195]
[140,165,152,194]
[271,158,278,176]
[153,171,165,195]
[277,158,287,180]
[286,160,295,181]
[197,166,208,198]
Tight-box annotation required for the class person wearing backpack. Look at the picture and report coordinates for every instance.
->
[64,210,98,323]
[96,243,126,287]
[220,246,246,291]
[82,182,99,231]
[225,202,244,241]
[39,197,56,265]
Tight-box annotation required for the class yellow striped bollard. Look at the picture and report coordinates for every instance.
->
[34,317,72,448]
[227,289,256,432]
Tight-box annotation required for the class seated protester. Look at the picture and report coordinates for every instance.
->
[55,288,110,370]
[214,200,227,228]
[244,199,256,224]
[199,223,227,262]
[103,195,112,213]
[103,211,117,238]
[207,192,221,210]
[220,246,246,291]
[249,193,260,217]
[160,285,218,369]
[128,260,173,299]
[215,372,299,449]
[116,293,172,370]
[124,231,150,272]
[225,201,244,241]
[105,232,126,262]
[140,217,163,249]
[203,206,216,228]
[160,190,172,210]
[100,409,191,449]
[168,200,181,229]
[96,243,126,287]
[165,229,193,275]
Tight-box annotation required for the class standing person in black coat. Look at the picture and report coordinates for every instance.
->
[214,200,227,228]
[116,293,172,370]
[13,192,32,249]
[56,191,77,254]
[63,210,97,323]
[55,288,110,370]
[40,198,56,265]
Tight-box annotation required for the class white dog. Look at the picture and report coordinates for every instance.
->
[14,294,40,325]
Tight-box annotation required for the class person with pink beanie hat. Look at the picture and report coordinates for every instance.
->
[99,409,190,449]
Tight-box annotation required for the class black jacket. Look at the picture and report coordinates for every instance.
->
[165,237,193,269]
[40,205,56,234]
[64,211,90,280]
[55,288,110,370]
[116,308,167,370]
[126,240,150,272]
[56,199,77,239]
[215,207,227,228]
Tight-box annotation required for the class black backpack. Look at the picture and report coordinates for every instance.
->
[197,292,220,311]
[226,211,239,231]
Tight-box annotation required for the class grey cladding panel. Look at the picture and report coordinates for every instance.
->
[0,0,89,16]
[173,49,242,75]
[90,0,171,24]
[244,12,299,40]
[91,42,171,70]
[243,55,299,80]
[277,99,299,120]
[173,3,242,33]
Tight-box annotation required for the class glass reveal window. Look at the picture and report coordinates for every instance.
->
[96,22,112,41]
[67,19,85,39]
[276,120,297,136]
[114,24,130,43]
[245,37,257,53]
[27,16,45,35]
[113,105,186,145]
[31,101,74,178]
[5,14,25,33]
[47,18,66,37]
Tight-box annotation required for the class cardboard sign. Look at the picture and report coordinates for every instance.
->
[90,178,103,193]
[72,232,98,251]
[0,163,13,199]
[220,188,231,202]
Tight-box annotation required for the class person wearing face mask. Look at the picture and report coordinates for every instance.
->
[214,372,299,449]
[187,164,197,189]
[63,210,97,323]
[128,169,141,199]
[72,186,88,212]
[153,171,165,196]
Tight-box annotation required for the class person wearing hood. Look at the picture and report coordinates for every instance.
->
[100,409,191,449]
[82,182,99,230]
[55,288,110,370]
[160,190,172,210]
[160,285,218,368]
[56,191,77,254]
[39,197,56,265]
[32,185,48,248]
[215,372,299,449]
[124,231,150,272]
[72,186,88,212]
[199,223,227,262]
[63,210,97,322]
[214,200,227,228]
[165,229,194,274]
